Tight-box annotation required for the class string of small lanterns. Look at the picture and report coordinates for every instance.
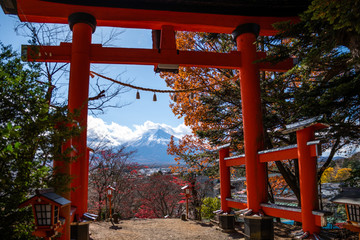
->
[89,71,236,101]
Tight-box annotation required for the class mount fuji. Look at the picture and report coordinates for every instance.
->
[87,118,187,165]
[125,128,179,165]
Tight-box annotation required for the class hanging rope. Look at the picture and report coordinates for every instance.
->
[90,71,203,93]
[89,71,236,93]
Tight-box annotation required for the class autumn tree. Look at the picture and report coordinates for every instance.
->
[88,145,136,219]
[134,173,186,218]
[264,0,360,190]
[168,135,218,178]
[320,167,335,183]
[163,31,304,202]
[163,0,360,205]
[344,152,360,187]
[168,135,219,220]
[334,168,352,182]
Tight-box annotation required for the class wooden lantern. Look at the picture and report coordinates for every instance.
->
[106,186,115,219]
[19,189,70,239]
[181,185,192,219]
[181,185,191,198]
[331,188,360,238]
[106,186,115,198]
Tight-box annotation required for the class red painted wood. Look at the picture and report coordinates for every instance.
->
[225,156,245,167]
[68,23,92,229]
[262,204,325,227]
[17,0,298,35]
[24,44,294,71]
[262,205,302,222]
[219,147,231,213]
[227,200,247,210]
[297,127,320,234]
[91,47,242,68]
[236,31,267,213]
[224,144,319,166]
[259,147,298,162]
[258,144,319,163]
[160,25,177,50]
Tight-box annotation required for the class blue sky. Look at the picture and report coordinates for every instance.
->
[0,10,190,137]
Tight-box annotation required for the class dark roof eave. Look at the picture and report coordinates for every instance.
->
[0,0,17,14]
[1,0,311,18]
[331,190,360,205]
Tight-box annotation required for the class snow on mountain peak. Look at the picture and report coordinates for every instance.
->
[87,117,191,164]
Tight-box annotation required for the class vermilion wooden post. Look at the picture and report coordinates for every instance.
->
[296,127,319,234]
[109,196,112,219]
[53,139,72,240]
[233,23,267,212]
[68,13,96,220]
[186,196,189,219]
[85,147,91,213]
[219,145,231,212]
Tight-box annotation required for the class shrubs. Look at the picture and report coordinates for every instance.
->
[201,197,220,220]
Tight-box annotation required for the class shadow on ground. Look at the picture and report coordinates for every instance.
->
[195,221,245,239]
[109,225,122,230]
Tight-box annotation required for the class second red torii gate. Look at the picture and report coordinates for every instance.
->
[219,118,330,237]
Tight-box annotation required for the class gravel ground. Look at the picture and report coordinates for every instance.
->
[89,218,359,240]
[89,218,245,240]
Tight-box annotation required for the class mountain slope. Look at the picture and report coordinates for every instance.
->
[88,122,180,165]
[125,128,178,165]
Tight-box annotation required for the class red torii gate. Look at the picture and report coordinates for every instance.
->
[218,117,330,238]
[1,0,316,239]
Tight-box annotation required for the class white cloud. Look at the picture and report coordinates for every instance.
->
[132,120,192,139]
[87,116,191,146]
[172,124,193,139]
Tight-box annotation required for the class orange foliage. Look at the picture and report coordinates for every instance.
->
[162,32,242,177]
[161,31,239,134]
[168,134,217,177]
[268,175,289,196]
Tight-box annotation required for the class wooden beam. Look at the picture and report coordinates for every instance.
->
[223,141,320,167]
[258,142,319,163]
[258,144,298,163]
[226,198,248,210]
[225,154,245,167]
[261,203,326,226]
[22,44,293,71]
[16,0,299,35]
[261,203,302,222]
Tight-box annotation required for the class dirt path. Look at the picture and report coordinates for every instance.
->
[89,218,245,240]
[89,218,359,240]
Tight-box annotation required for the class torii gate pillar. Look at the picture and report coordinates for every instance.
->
[68,12,96,220]
[233,23,267,212]
[297,127,320,234]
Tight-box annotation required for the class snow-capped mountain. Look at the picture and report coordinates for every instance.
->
[131,128,173,147]
[87,117,188,165]
[125,128,178,165]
